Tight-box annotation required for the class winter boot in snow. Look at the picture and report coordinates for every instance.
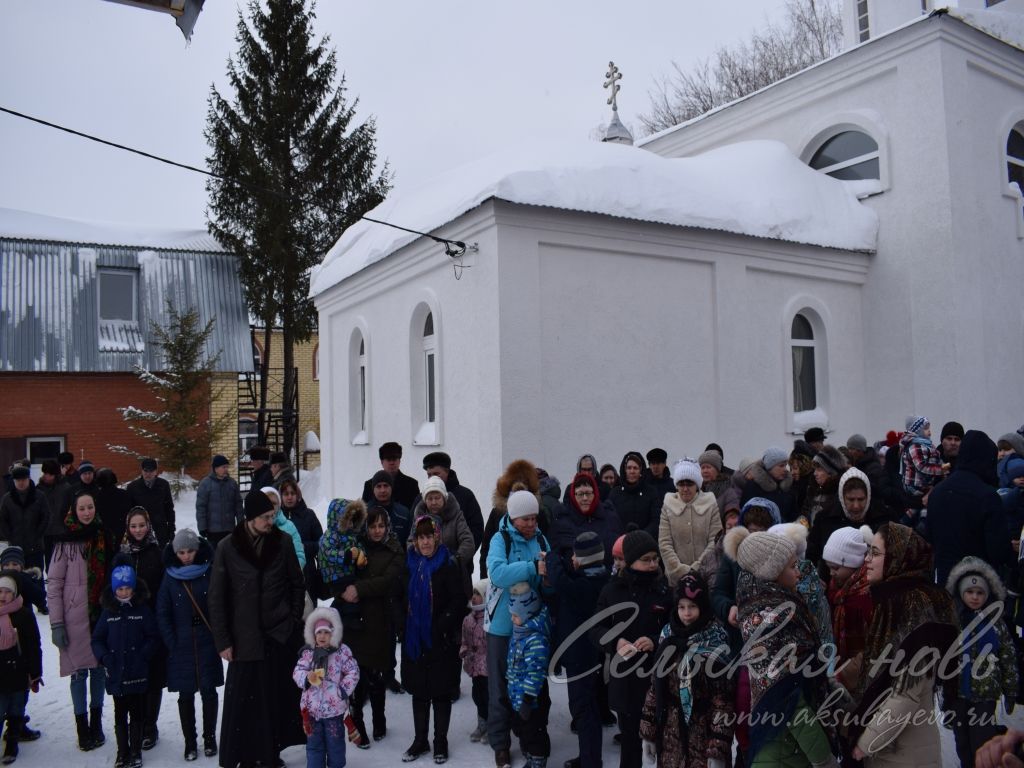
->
[179,697,198,760]
[494,748,512,768]
[74,714,95,752]
[141,689,161,750]
[2,716,20,764]
[401,698,430,762]
[526,756,548,768]
[89,707,105,747]
[470,717,486,742]
[432,698,451,763]
[201,692,218,756]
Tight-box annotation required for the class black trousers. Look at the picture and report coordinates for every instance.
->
[114,693,146,756]
[471,675,488,721]
[511,681,551,759]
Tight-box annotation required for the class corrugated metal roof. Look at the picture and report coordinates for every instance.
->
[1,238,252,373]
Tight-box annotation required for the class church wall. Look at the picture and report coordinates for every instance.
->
[642,18,1024,442]
[314,203,505,502]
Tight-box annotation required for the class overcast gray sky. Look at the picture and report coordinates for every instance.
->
[0,0,788,230]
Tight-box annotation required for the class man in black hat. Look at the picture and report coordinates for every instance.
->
[360,442,420,510]
[269,451,295,488]
[58,451,79,484]
[804,427,826,454]
[940,421,965,471]
[73,461,98,497]
[126,457,176,547]
[641,448,674,500]
[421,452,484,549]
[248,446,274,490]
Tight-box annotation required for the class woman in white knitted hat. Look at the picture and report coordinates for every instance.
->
[724,526,839,768]
[659,460,721,587]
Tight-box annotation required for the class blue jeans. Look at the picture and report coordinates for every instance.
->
[305,715,346,768]
[70,667,105,716]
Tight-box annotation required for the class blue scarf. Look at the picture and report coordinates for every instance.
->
[166,563,210,581]
[404,543,450,661]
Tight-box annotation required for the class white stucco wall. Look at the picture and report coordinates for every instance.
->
[641,15,1024,442]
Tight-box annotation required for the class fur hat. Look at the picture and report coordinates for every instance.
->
[768,522,809,561]
[946,556,1004,606]
[421,476,448,501]
[697,450,722,471]
[622,529,658,567]
[269,452,288,465]
[671,460,702,486]
[646,448,668,464]
[812,445,848,477]
[303,606,343,648]
[58,451,74,465]
[724,526,797,581]
[9,466,29,481]
[804,427,826,444]
[507,489,539,520]
[822,526,871,568]
[422,452,452,471]
[761,447,789,470]
[248,446,270,461]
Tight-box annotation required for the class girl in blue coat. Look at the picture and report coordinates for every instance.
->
[91,562,160,768]
[156,530,224,761]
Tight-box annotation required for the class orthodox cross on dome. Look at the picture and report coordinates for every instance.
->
[604,61,623,112]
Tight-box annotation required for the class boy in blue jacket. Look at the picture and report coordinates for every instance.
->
[92,563,160,768]
[507,582,551,768]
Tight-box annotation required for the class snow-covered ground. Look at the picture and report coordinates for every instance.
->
[12,467,1020,766]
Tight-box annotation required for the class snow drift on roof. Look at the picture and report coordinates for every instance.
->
[0,206,224,252]
[310,139,877,297]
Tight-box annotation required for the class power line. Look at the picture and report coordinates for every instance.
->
[0,105,467,257]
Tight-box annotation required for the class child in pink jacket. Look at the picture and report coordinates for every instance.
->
[460,581,489,742]
[293,607,360,768]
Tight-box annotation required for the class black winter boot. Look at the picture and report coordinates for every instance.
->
[179,697,197,760]
[401,698,430,762]
[74,714,95,752]
[89,707,105,747]
[432,699,451,763]
[201,692,218,757]
[2,715,20,764]
[142,689,161,750]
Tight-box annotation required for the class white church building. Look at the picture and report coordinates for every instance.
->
[310,1,1024,499]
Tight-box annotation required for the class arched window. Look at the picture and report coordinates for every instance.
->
[791,314,817,412]
[410,303,441,445]
[350,330,368,444]
[422,313,436,424]
[312,343,319,381]
[809,130,879,180]
[1008,124,1024,199]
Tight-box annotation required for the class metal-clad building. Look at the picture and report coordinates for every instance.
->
[0,206,252,477]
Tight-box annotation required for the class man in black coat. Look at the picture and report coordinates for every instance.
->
[360,442,420,510]
[248,447,274,491]
[846,434,905,518]
[125,458,175,547]
[421,452,484,550]
[0,466,49,571]
[641,448,674,501]
[927,429,1013,586]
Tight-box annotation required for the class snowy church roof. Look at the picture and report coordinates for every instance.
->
[310,139,878,297]
[0,206,224,253]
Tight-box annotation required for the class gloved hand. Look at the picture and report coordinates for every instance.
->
[1006,696,1016,716]
[51,624,68,649]
[517,695,533,721]
[642,740,657,765]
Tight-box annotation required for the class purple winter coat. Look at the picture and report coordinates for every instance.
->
[47,540,101,676]
[460,608,487,677]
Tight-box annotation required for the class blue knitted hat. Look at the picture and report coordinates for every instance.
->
[508,582,541,623]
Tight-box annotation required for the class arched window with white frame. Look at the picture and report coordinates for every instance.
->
[1008,122,1024,208]
[809,130,879,181]
[791,314,818,412]
[410,303,441,445]
[349,330,369,445]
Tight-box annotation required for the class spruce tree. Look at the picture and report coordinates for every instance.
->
[109,303,234,495]
[205,0,390,455]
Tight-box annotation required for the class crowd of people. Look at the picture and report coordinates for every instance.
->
[2,420,1024,768]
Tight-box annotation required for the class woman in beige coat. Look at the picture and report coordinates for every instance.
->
[659,460,721,586]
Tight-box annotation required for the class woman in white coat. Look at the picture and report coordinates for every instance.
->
[659,460,722,586]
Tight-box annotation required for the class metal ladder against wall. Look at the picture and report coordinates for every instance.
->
[236,366,299,493]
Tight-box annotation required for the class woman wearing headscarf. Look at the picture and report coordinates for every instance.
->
[344,505,403,746]
[398,515,467,763]
[609,451,661,538]
[120,506,167,750]
[849,522,958,768]
[724,526,838,768]
[47,490,111,751]
[561,454,610,505]
[208,487,306,768]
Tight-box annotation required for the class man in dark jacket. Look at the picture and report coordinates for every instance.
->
[94,469,133,548]
[36,460,72,569]
[422,452,484,550]
[58,451,79,485]
[846,434,904,518]
[365,470,411,545]
[927,430,1013,586]
[939,421,965,472]
[248,447,274,491]
[126,458,175,547]
[195,456,243,548]
[73,461,98,497]
[360,442,420,510]
[641,448,675,501]
[0,466,49,571]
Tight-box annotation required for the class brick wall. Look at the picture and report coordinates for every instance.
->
[0,373,211,481]
[251,330,321,468]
